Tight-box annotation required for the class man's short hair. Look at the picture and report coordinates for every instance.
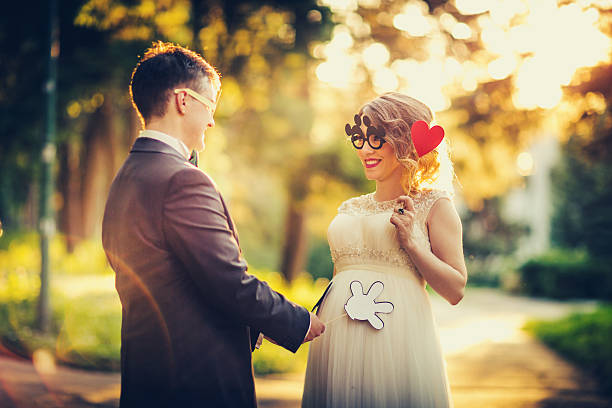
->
[130,41,220,126]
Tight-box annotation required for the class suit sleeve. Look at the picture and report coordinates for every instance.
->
[162,167,309,353]
[250,327,261,351]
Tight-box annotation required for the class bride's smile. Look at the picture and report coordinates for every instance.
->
[358,144,402,184]
[364,158,381,168]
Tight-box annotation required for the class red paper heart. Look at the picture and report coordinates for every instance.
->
[411,120,444,157]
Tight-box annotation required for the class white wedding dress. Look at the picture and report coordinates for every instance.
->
[302,190,453,408]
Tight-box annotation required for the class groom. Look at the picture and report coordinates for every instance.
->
[102,42,325,407]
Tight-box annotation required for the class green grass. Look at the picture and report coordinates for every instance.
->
[0,235,327,374]
[525,305,612,395]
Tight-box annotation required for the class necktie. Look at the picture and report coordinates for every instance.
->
[188,150,198,167]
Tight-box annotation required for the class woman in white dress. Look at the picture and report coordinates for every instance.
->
[302,93,467,408]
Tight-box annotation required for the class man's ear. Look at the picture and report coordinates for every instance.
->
[175,91,187,115]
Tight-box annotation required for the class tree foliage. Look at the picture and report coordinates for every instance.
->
[313,0,612,208]
[551,109,612,259]
[2,0,612,280]
[1,0,339,280]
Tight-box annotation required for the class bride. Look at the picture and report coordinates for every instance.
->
[302,92,467,407]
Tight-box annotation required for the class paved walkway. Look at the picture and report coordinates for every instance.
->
[0,288,609,407]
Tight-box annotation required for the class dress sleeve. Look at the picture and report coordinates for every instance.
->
[337,198,351,214]
[337,196,363,215]
[423,190,453,223]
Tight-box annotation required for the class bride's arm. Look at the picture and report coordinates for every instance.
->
[391,197,467,305]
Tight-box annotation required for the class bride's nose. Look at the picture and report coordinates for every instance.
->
[362,141,374,153]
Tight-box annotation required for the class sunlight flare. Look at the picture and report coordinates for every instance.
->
[314,0,612,116]
[32,349,57,375]
[517,152,535,176]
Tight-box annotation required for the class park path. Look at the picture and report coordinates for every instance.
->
[0,288,609,407]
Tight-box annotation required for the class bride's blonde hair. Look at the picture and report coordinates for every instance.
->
[358,92,454,196]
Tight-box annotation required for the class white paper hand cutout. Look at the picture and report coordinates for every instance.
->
[344,280,394,330]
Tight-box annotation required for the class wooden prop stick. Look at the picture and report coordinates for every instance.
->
[325,314,346,325]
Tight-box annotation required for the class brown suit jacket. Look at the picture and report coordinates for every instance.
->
[102,137,310,407]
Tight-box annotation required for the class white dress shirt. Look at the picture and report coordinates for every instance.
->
[138,129,191,160]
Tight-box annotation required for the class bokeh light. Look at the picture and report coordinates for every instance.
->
[517,151,535,177]
[393,3,432,37]
[313,0,612,114]
[362,43,389,70]
[454,0,490,16]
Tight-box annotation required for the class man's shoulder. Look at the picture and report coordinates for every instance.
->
[113,151,220,197]
[122,148,195,176]
[167,162,218,190]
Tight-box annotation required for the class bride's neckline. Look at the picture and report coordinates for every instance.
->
[366,192,398,204]
[365,190,429,204]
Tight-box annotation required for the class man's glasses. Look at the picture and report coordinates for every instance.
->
[174,88,220,114]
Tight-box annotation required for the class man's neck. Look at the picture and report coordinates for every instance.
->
[146,118,192,151]
[142,122,191,160]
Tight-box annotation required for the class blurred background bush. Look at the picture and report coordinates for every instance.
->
[526,306,612,396]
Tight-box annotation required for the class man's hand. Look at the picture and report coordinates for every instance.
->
[303,312,326,343]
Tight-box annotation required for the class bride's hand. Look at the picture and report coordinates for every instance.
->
[390,195,418,252]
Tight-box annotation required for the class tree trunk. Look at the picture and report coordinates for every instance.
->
[280,198,308,282]
[22,183,39,230]
[278,25,313,281]
[80,98,116,240]
[58,140,83,252]
[58,97,134,249]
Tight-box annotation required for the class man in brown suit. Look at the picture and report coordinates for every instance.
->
[102,42,325,408]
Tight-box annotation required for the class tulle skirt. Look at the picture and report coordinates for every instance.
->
[302,264,452,408]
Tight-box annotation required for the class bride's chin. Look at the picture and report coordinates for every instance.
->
[363,169,381,181]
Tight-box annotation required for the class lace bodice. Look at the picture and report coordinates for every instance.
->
[328,190,452,276]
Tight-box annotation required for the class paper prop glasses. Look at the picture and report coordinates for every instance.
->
[345,114,387,150]
[344,280,394,330]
